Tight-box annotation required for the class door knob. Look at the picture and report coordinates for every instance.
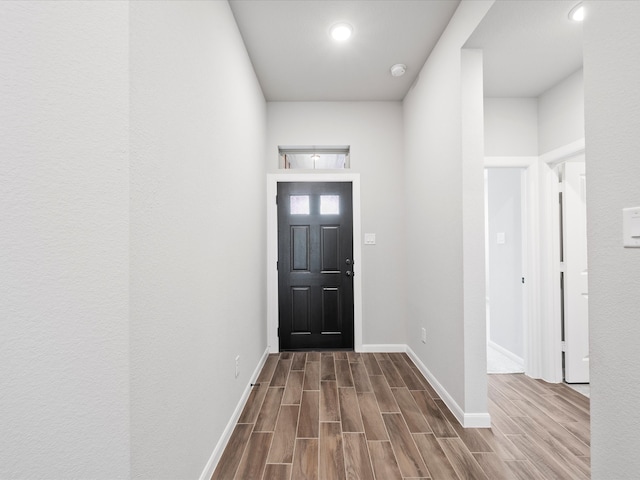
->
[345,271,352,277]
[345,259,351,265]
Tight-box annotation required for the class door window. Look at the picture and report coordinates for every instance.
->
[278,146,350,170]
[320,195,340,215]
[290,195,310,215]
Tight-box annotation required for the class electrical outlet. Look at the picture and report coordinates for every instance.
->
[235,355,240,378]
[421,328,427,344]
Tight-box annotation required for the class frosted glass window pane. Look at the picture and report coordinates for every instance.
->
[290,195,310,215]
[320,195,340,215]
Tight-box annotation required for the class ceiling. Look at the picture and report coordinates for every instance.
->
[229,0,460,101]
[229,0,584,102]
[465,0,584,97]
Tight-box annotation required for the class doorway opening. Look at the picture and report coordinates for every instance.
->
[485,167,527,374]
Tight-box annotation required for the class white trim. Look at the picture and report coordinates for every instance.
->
[484,156,537,168]
[463,413,493,428]
[406,346,491,428]
[360,344,406,353]
[488,340,524,367]
[539,162,563,383]
[266,173,362,354]
[199,347,270,480]
[523,161,543,379]
[540,138,585,166]
[538,142,586,383]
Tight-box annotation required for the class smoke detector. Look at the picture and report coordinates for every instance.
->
[390,64,407,77]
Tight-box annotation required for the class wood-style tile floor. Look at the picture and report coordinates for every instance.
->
[212,352,590,479]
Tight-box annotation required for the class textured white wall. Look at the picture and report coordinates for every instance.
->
[538,69,585,154]
[487,169,523,358]
[129,1,266,478]
[583,2,640,477]
[403,1,493,415]
[484,98,539,156]
[266,102,406,346]
[0,2,130,478]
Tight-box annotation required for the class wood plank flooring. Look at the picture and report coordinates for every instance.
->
[212,352,590,479]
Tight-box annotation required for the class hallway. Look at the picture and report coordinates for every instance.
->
[212,352,590,479]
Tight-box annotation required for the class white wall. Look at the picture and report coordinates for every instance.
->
[484,98,538,156]
[403,0,493,421]
[583,2,640,477]
[266,102,406,346]
[486,169,523,358]
[0,2,130,478]
[129,2,266,478]
[461,48,490,417]
[538,69,585,155]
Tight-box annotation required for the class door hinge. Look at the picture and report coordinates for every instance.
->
[561,341,566,352]
[277,327,279,337]
[275,194,278,205]
[276,261,279,270]
[522,277,525,284]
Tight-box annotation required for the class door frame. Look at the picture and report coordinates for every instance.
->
[560,159,589,383]
[266,173,362,354]
[540,139,586,383]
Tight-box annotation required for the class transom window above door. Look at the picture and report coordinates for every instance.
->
[279,146,350,170]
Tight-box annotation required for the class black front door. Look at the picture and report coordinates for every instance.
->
[277,182,354,350]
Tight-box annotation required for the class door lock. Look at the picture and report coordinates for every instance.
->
[345,271,352,277]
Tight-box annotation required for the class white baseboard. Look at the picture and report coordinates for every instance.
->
[199,347,270,480]
[405,346,491,428]
[359,343,407,353]
[488,340,524,367]
[463,412,493,428]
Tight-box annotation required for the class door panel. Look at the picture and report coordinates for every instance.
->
[291,287,311,333]
[278,182,354,350]
[563,162,589,383]
[320,226,340,272]
[291,226,310,271]
[321,288,341,332]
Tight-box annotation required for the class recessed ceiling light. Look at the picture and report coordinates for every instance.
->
[569,3,585,22]
[390,64,407,77]
[330,23,353,42]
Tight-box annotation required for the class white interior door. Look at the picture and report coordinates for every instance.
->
[563,161,589,383]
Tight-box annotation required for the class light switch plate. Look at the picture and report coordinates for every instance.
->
[364,233,376,245]
[623,207,640,248]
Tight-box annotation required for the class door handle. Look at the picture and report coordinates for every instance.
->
[345,271,352,277]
